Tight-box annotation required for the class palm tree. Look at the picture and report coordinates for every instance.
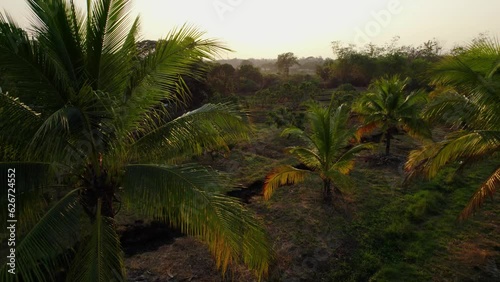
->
[263,100,371,202]
[405,38,500,220]
[353,75,431,155]
[0,0,270,281]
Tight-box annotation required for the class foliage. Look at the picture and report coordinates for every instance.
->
[331,83,360,107]
[206,61,264,94]
[263,99,371,201]
[237,62,263,92]
[206,63,237,96]
[254,80,320,109]
[261,73,281,88]
[406,37,500,220]
[353,75,431,155]
[317,38,442,88]
[266,107,305,130]
[0,1,270,281]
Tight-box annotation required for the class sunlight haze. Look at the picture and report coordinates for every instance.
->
[2,0,499,59]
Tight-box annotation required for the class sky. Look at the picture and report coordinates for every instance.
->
[2,0,500,59]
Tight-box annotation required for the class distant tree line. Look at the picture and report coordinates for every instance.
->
[316,37,443,89]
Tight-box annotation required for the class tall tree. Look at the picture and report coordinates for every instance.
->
[353,76,431,155]
[405,38,500,220]
[0,0,270,281]
[276,52,299,78]
[263,100,371,201]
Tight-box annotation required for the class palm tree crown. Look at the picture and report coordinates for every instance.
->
[263,100,371,201]
[405,38,500,220]
[353,75,431,155]
[0,0,270,281]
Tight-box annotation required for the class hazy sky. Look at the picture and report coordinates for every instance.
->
[2,0,499,59]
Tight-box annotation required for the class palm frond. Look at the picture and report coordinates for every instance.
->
[431,39,500,113]
[66,199,125,282]
[0,92,42,152]
[400,116,432,140]
[399,89,428,110]
[118,25,228,137]
[95,0,138,95]
[323,169,353,191]
[0,162,51,233]
[406,130,500,179]
[333,143,373,174]
[459,166,499,220]
[423,88,476,126]
[27,0,84,88]
[280,126,307,140]
[355,121,380,140]
[428,131,498,177]
[284,147,321,170]
[0,16,66,109]
[263,165,310,200]
[0,188,82,282]
[123,164,270,278]
[128,103,250,163]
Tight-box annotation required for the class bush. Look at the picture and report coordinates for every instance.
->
[331,84,360,107]
[383,218,413,240]
[354,251,382,280]
[336,83,356,92]
[238,77,261,93]
[266,107,305,129]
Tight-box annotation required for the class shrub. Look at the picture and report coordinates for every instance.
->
[266,107,305,129]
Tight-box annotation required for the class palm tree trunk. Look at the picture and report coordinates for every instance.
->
[385,130,392,156]
[101,190,115,218]
[323,179,332,201]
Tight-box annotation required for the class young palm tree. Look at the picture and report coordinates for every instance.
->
[0,0,270,281]
[353,76,431,155]
[263,100,371,202]
[405,38,500,220]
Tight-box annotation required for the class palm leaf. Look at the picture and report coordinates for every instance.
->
[0,162,51,234]
[128,103,250,163]
[123,164,270,278]
[66,199,125,282]
[118,25,228,138]
[0,92,42,152]
[355,121,380,140]
[280,127,313,144]
[0,188,82,282]
[459,166,499,220]
[27,0,83,89]
[333,143,373,174]
[93,0,138,95]
[263,165,310,200]
[0,13,69,108]
[418,131,499,178]
[284,147,321,170]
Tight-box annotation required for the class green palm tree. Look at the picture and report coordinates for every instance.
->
[353,75,431,155]
[0,0,270,281]
[263,101,371,201]
[405,38,500,220]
